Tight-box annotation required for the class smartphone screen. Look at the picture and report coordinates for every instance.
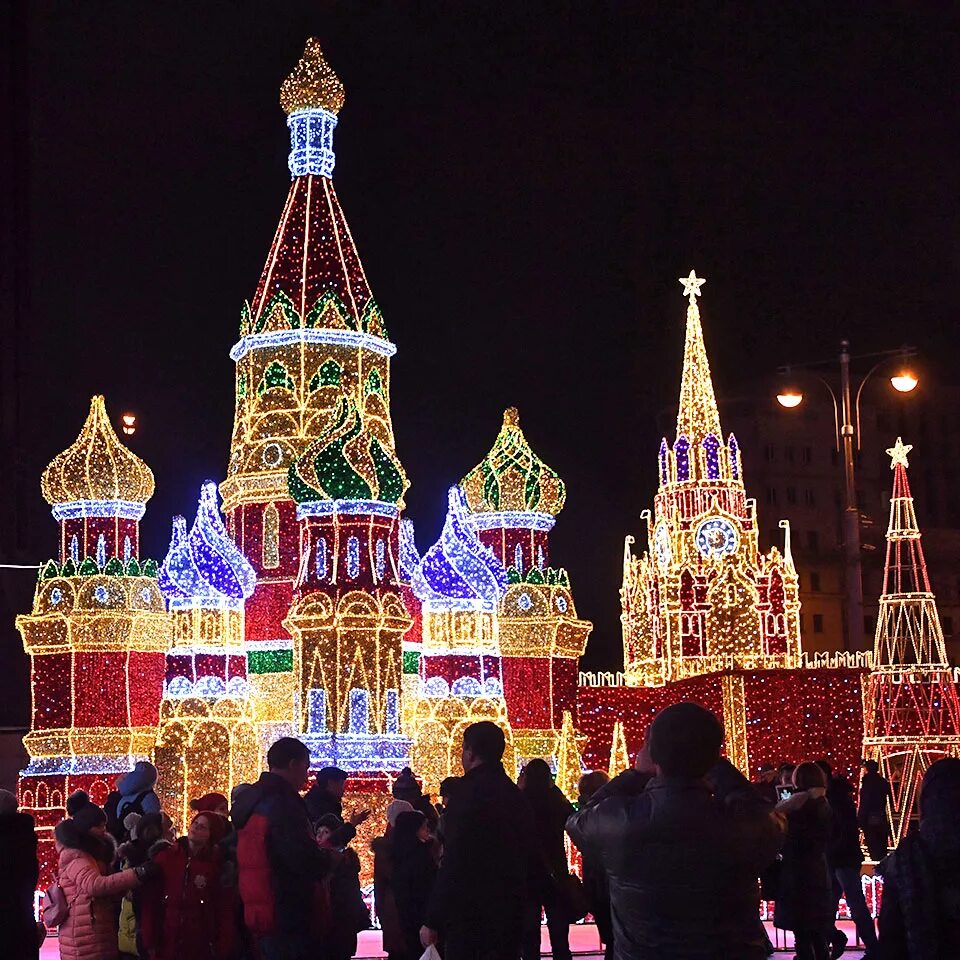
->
[776,785,796,802]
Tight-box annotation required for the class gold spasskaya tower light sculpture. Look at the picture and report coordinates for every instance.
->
[18,396,168,881]
[621,272,801,688]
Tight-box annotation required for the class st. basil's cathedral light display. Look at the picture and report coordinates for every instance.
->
[15,38,956,886]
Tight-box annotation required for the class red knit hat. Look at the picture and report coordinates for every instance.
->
[190,792,228,814]
[191,812,229,846]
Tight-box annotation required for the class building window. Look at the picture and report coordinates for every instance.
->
[347,537,360,579]
[786,486,797,505]
[799,613,806,634]
[864,615,876,636]
[764,444,775,463]
[785,445,795,463]
[810,571,821,592]
[804,489,816,507]
[766,487,777,505]
[943,616,954,636]
[802,446,812,465]
[813,613,824,634]
[262,503,280,569]
[807,530,819,553]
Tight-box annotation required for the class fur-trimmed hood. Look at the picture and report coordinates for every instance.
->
[55,819,118,864]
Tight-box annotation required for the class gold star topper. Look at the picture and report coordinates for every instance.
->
[887,437,913,469]
[679,269,706,304]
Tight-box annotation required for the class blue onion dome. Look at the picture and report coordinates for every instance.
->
[287,392,408,506]
[398,517,420,581]
[158,516,190,602]
[413,487,508,611]
[159,481,256,607]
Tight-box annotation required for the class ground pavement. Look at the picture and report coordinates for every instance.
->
[39,922,870,958]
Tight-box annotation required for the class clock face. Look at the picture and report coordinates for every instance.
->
[654,522,672,570]
[695,516,739,559]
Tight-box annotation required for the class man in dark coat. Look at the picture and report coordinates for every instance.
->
[420,721,540,960]
[233,738,332,960]
[0,789,39,960]
[817,761,879,958]
[567,703,785,960]
[304,765,370,844]
[858,760,893,862]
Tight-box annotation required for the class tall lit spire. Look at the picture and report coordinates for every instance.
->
[863,436,960,853]
[875,438,942,663]
[675,270,722,445]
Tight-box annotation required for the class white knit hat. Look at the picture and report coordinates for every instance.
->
[386,799,414,827]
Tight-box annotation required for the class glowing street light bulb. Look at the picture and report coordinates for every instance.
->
[890,371,918,393]
[776,391,803,409]
[121,413,137,436]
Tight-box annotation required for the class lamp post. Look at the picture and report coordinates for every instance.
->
[776,341,918,651]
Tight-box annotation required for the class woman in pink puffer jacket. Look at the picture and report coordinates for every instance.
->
[54,792,151,960]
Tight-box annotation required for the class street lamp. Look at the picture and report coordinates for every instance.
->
[775,341,918,652]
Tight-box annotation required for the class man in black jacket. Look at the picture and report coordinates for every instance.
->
[567,703,785,960]
[420,721,539,960]
[234,738,332,960]
[304,765,370,846]
[817,761,878,959]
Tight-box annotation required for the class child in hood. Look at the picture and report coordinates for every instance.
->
[116,762,161,824]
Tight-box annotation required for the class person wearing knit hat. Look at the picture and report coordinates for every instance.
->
[54,793,149,960]
[386,799,414,829]
[139,812,238,960]
[191,792,229,817]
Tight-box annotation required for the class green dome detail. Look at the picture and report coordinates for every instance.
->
[288,393,408,506]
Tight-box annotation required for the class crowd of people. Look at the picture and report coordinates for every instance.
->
[1,710,958,960]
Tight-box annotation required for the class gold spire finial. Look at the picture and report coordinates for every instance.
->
[280,38,345,116]
[887,437,913,469]
[503,407,520,428]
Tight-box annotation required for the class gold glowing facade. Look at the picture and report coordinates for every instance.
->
[621,273,801,687]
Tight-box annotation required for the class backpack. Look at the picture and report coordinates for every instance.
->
[104,790,124,842]
[42,881,71,926]
[114,790,152,841]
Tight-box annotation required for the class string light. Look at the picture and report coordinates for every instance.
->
[862,438,960,852]
[621,273,802,688]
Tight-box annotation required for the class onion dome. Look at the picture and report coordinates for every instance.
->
[412,487,508,611]
[280,38,345,116]
[398,518,420,581]
[287,393,407,507]
[41,396,154,512]
[159,482,256,609]
[461,408,565,516]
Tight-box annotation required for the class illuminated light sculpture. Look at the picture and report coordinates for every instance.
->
[462,409,592,769]
[620,272,801,688]
[607,719,630,778]
[283,380,411,774]
[155,483,260,832]
[408,487,514,793]
[17,396,168,884]
[862,438,960,851]
[220,38,396,668]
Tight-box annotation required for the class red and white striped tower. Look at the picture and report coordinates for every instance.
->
[862,437,960,850]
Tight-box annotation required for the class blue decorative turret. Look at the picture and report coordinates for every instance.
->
[413,487,508,612]
[159,482,256,610]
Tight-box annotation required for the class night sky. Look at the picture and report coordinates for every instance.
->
[3,2,960,723]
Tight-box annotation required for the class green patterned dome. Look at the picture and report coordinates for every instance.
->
[461,407,565,516]
[288,393,407,506]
